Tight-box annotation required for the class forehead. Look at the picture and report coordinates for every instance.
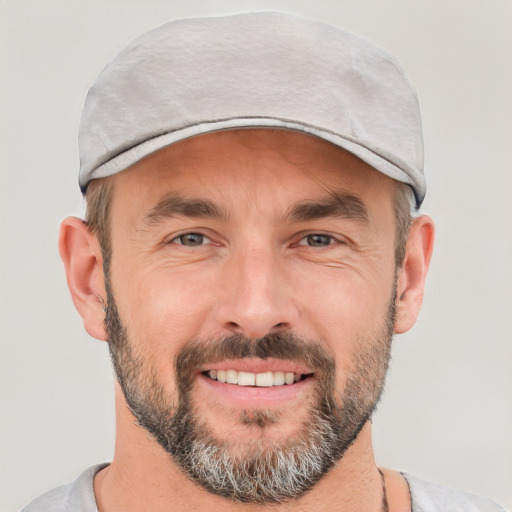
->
[109,129,398,219]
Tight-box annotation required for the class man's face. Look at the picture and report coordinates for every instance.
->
[103,130,400,502]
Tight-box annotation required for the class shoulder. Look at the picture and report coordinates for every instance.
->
[403,473,508,512]
[21,464,108,512]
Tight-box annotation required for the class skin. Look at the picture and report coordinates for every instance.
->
[59,130,434,512]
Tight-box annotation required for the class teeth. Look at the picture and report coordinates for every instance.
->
[206,369,306,387]
[238,371,256,386]
[255,371,273,387]
[285,372,295,385]
[273,371,285,386]
[226,369,238,384]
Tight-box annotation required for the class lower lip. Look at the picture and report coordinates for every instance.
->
[197,373,313,408]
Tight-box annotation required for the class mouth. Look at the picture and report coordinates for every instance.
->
[196,358,315,408]
[202,369,311,387]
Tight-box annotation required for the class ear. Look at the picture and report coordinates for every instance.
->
[394,214,435,334]
[58,216,108,341]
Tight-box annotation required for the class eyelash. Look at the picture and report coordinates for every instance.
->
[296,233,339,247]
[169,232,213,247]
[168,231,342,248]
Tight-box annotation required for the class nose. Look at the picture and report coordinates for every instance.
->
[215,243,299,339]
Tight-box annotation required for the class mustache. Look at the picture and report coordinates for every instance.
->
[175,333,336,390]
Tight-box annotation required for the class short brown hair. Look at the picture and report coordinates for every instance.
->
[84,179,114,274]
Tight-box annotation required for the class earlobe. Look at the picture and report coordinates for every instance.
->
[394,215,435,334]
[58,217,108,341]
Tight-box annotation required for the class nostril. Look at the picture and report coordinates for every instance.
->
[223,320,290,338]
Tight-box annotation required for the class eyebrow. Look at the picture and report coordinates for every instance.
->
[142,191,369,227]
[143,194,227,225]
[284,193,369,224]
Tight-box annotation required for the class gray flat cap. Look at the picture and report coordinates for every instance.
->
[79,12,425,206]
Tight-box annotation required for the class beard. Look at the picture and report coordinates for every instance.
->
[105,284,395,504]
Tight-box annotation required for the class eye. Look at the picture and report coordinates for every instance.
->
[171,232,211,246]
[298,234,336,247]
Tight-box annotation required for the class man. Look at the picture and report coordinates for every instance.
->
[22,12,506,512]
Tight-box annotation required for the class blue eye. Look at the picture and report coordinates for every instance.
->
[172,233,208,246]
[299,234,335,247]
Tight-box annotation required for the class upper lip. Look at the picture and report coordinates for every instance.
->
[198,357,313,376]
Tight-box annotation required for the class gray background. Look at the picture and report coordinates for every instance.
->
[1,1,511,510]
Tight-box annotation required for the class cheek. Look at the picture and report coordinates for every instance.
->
[294,263,395,384]
[298,264,394,335]
[111,260,216,355]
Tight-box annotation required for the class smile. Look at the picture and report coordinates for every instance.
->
[197,358,315,406]
[204,369,311,387]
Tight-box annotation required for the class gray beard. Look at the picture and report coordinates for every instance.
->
[105,285,394,504]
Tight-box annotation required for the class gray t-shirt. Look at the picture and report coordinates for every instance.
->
[22,464,507,512]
